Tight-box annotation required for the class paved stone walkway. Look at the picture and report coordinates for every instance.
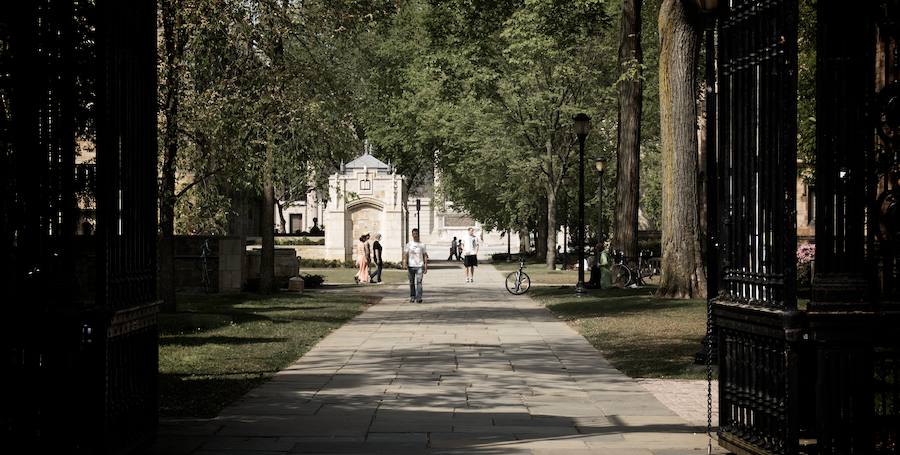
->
[636,379,718,428]
[153,262,724,454]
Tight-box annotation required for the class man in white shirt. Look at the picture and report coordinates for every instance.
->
[403,228,428,303]
[462,227,479,283]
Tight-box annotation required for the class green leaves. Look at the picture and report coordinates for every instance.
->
[166,0,370,233]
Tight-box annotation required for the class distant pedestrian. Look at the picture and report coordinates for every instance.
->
[369,233,384,284]
[448,237,459,260]
[354,234,370,284]
[462,227,479,283]
[403,228,428,303]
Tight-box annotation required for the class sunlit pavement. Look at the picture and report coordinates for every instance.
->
[150,261,726,454]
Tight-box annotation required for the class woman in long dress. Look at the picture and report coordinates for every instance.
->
[355,234,370,284]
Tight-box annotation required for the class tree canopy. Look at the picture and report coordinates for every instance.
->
[165,0,668,267]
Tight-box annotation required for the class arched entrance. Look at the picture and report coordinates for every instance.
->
[345,199,384,261]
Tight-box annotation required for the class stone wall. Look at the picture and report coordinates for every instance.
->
[263,245,328,260]
[796,177,815,240]
[218,237,245,292]
[245,247,299,289]
[174,235,246,293]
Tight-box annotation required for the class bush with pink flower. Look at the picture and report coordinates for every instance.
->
[797,243,815,264]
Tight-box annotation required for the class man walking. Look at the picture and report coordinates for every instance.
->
[448,237,459,260]
[462,227,479,283]
[369,233,384,284]
[403,228,428,303]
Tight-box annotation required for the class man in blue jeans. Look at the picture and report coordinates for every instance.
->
[403,228,428,303]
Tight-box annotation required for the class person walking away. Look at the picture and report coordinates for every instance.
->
[403,228,428,302]
[448,237,458,260]
[355,234,370,284]
[364,232,372,271]
[369,233,384,284]
[462,227,479,283]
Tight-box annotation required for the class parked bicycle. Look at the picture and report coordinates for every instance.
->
[609,249,659,287]
[505,257,531,295]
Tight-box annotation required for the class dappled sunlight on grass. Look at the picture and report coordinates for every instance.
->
[531,286,710,379]
[158,291,370,417]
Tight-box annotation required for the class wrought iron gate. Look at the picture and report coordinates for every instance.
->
[2,0,159,452]
[711,1,802,453]
[710,1,900,454]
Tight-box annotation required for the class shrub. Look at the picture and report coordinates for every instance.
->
[275,237,325,246]
[300,273,325,288]
[638,238,662,257]
[297,258,355,268]
[492,253,512,261]
[797,243,815,264]
[797,243,815,288]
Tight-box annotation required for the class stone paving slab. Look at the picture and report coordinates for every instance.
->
[149,262,727,454]
[636,379,719,428]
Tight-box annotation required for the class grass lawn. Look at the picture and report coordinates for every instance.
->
[158,291,371,417]
[299,267,410,285]
[491,260,579,286]
[530,286,711,379]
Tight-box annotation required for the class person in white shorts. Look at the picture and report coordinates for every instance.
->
[403,228,428,303]
[462,227,479,283]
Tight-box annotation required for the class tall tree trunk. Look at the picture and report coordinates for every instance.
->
[260,145,276,293]
[613,0,643,261]
[519,229,530,254]
[657,0,706,299]
[536,197,548,259]
[158,0,182,313]
[546,184,558,270]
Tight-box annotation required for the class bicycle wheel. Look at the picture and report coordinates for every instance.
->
[505,271,531,295]
[638,265,658,285]
[610,264,631,287]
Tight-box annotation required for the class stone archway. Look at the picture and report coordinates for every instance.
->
[345,199,384,261]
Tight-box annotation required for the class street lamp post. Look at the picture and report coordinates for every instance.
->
[416,198,421,233]
[574,113,591,294]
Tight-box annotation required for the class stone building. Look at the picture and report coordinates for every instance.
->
[323,152,408,262]
[279,150,517,263]
[277,191,325,234]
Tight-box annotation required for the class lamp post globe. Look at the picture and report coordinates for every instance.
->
[574,113,591,294]
[574,113,592,138]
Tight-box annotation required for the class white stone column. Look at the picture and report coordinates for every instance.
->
[324,176,346,261]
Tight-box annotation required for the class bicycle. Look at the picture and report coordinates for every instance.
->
[505,257,531,295]
[609,249,659,287]
[634,249,659,286]
[609,250,632,287]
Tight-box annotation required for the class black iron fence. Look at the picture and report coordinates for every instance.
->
[709,1,900,454]
[2,0,159,452]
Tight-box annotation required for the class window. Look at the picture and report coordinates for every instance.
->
[290,214,303,233]
[360,179,372,191]
[807,185,816,225]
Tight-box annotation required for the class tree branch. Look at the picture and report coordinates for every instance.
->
[175,165,226,199]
